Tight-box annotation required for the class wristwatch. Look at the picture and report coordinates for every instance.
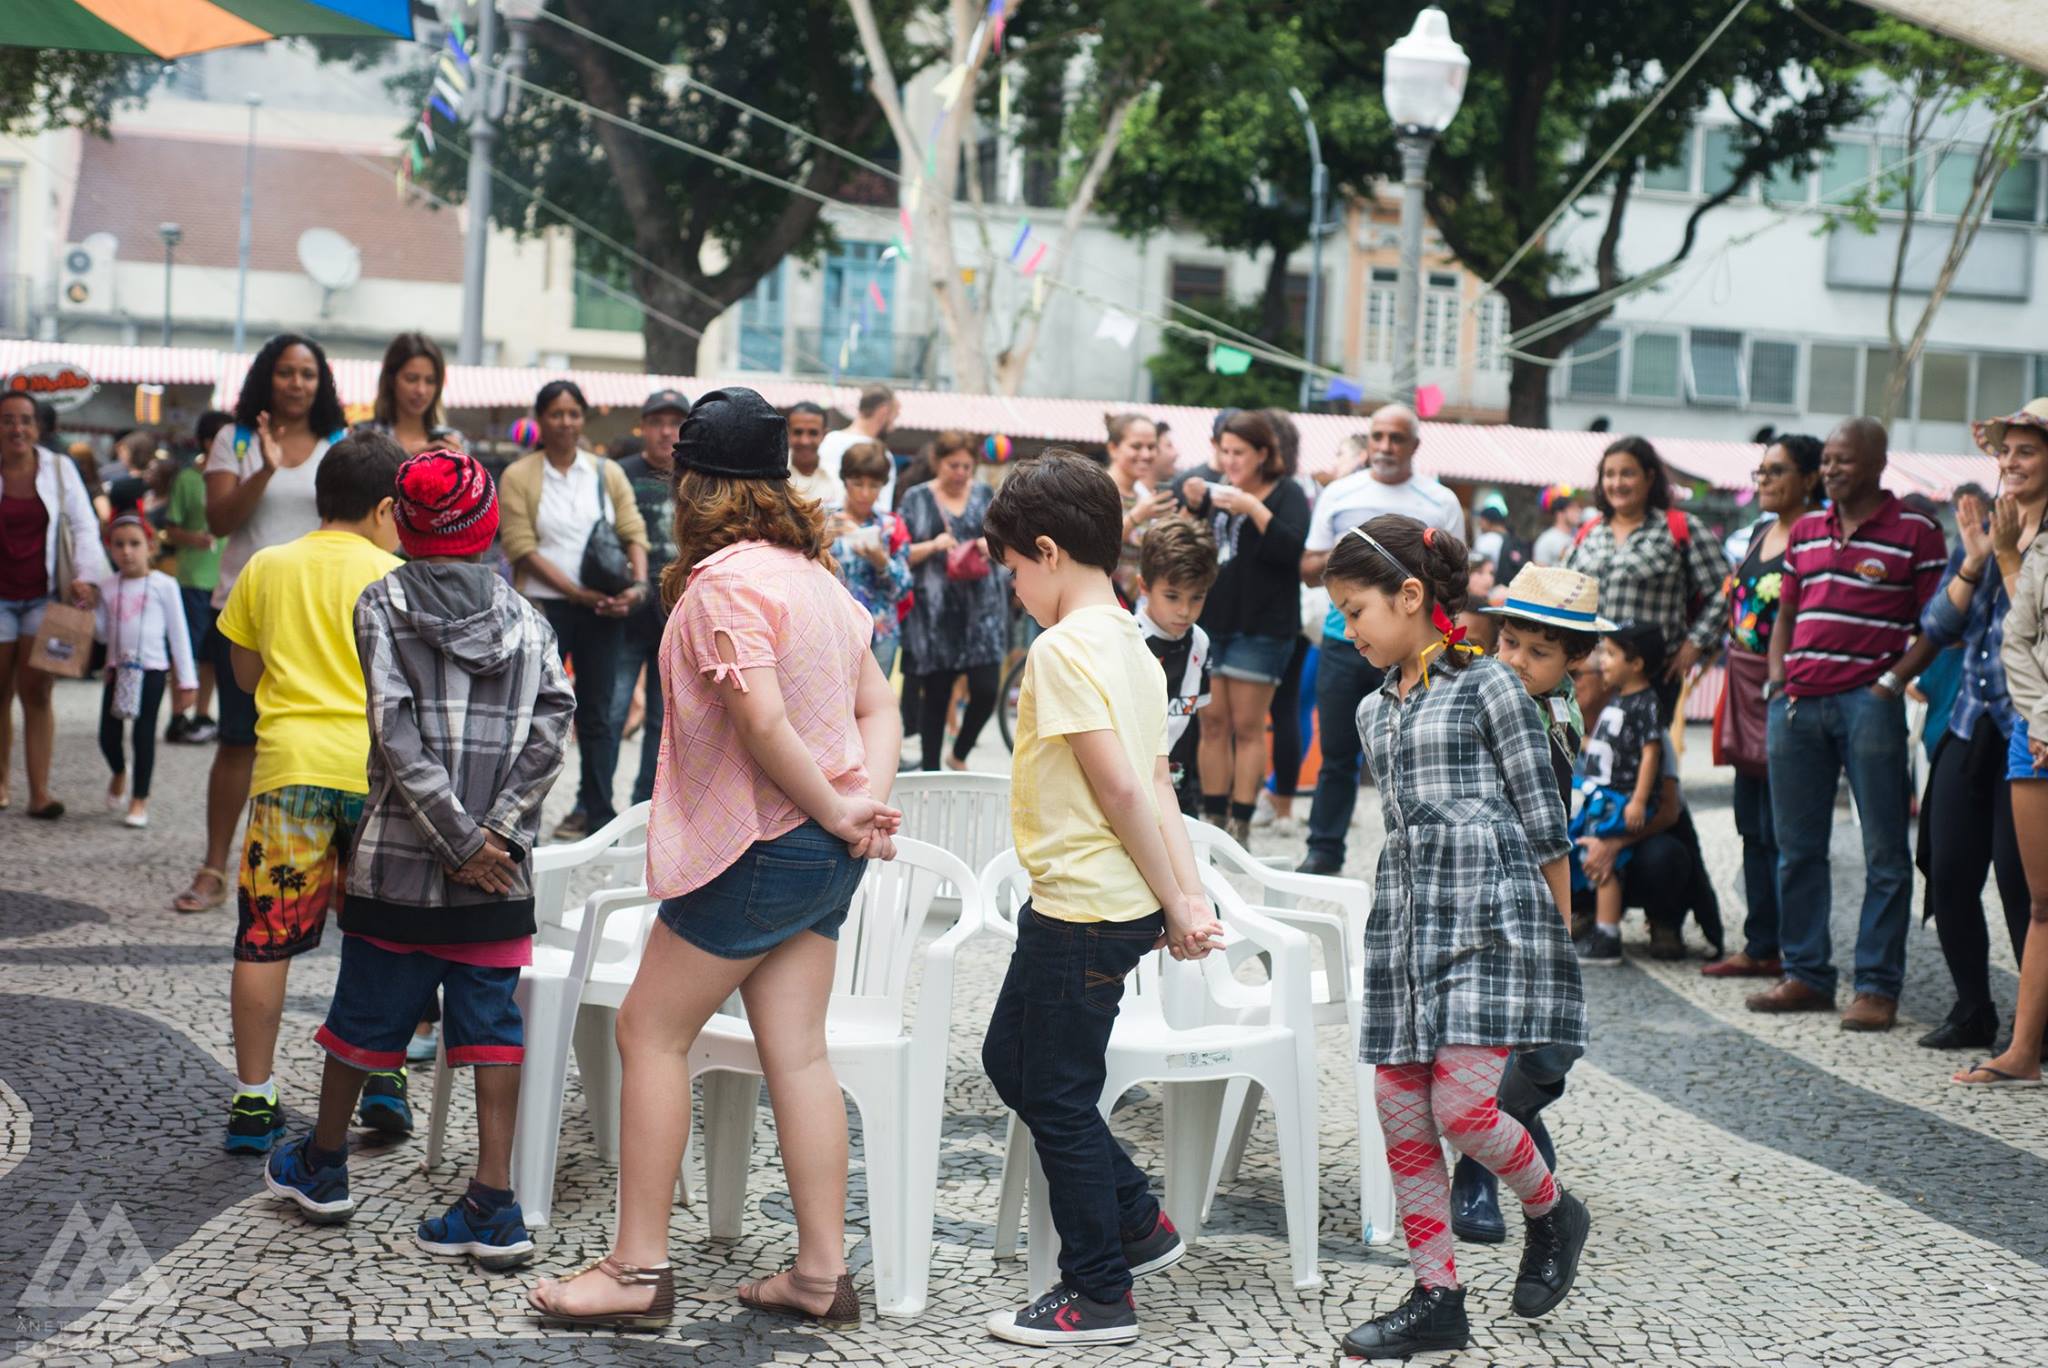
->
[1761,678,1783,702]
[1875,669,1904,696]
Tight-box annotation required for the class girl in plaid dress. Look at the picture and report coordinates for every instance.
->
[1325,515,1590,1362]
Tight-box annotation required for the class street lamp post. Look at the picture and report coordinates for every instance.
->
[157,223,183,349]
[460,0,545,365]
[233,95,260,355]
[1382,7,1468,407]
[1288,87,1328,412]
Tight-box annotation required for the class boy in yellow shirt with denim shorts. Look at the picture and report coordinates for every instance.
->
[217,432,403,1154]
[977,451,1223,1348]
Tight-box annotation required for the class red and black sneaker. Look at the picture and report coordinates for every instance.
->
[986,1283,1138,1347]
[1122,1209,1185,1278]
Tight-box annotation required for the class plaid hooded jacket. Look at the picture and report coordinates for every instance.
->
[343,561,574,943]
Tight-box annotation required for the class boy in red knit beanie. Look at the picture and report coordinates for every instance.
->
[265,448,576,1272]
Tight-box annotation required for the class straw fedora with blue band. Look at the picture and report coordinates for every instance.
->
[1479,564,1618,633]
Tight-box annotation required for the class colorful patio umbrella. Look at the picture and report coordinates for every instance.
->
[8,1,414,59]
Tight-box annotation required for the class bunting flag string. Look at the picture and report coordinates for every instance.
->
[398,17,476,199]
[1019,242,1047,276]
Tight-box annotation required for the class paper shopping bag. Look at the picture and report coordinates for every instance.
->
[27,603,95,678]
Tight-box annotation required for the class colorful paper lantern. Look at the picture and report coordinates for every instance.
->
[984,434,1014,464]
[509,417,540,447]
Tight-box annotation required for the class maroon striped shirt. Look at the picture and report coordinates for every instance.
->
[1781,494,1946,697]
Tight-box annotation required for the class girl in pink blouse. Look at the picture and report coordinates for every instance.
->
[529,389,902,1333]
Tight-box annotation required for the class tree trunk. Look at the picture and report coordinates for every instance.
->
[1507,357,1552,429]
[1258,245,1292,342]
[638,279,712,375]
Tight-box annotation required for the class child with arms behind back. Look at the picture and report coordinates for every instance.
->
[1133,518,1216,817]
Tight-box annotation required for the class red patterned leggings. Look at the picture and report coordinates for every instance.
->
[1377,1045,1559,1289]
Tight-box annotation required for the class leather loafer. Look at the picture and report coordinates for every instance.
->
[1449,1156,1506,1244]
[1745,978,1834,1014]
[1703,952,1782,979]
[1840,992,1898,1032]
[1918,1012,1997,1050]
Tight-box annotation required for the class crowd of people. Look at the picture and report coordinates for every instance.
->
[6,320,2047,1356]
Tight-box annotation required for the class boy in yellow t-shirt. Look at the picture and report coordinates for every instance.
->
[977,451,1223,1349]
[216,432,403,1156]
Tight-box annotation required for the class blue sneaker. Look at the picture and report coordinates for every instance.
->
[416,1192,536,1271]
[224,1091,285,1155]
[264,1136,354,1224]
[358,1068,413,1136]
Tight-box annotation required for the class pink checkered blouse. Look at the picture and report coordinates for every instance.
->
[646,541,876,898]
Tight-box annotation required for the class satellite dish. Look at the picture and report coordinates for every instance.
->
[298,227,362,292]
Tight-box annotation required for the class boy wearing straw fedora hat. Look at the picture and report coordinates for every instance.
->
[1432,566,1613,1246]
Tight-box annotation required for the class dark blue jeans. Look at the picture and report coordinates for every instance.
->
[610,608,664,808]
[1305,638,1385,865]
[541,598,624,827]
[1731,770,1781,960]
[982,904,1166,1303]
[1767,688,1913,999]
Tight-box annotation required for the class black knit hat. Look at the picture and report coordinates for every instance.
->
[672,387,789,479]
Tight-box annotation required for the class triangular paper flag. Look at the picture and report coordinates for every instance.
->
[1019,242,1048,276]
[445,31,471,67]
[408,139,423,175]
[1031,277,1046,311]
[438,54,468,91]
[430,94,459,123]
[998,65,1011,128]
[1414,382,1445,418]
[1093,309,1138,350]
[1323,376,1363,403]
[932,64,969,108]
[868,281,888,314]
[416,115,436,154]
[1209,344,1253,376]
[1008,221,1032,262]
[880,244,899,262]
[965,19,988,61]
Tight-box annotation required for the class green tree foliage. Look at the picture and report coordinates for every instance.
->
[1100,1,1870,426]
[403,1,914,373]
[0,48,154,136]
[1144,300,1303,409]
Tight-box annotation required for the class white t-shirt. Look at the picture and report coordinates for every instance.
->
[94,570,198,687]
[789,464,845,509]
[205,424,333,609]
[1305,468,1467,639]
[1533,525,1575,567]
[818,428,894,511]
[527,450,603,600]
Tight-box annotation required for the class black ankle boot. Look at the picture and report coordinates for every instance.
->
[1513,1189,1590,1318]
[1338,1282,1469,1359]
[1919,1009,1997,1051]
[1449,1155,1505,1243]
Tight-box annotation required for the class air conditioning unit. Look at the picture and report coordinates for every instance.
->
[60,232,118,313]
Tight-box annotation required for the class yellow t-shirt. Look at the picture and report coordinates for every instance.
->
[1012,603,1170,923]
[217,529,400,797]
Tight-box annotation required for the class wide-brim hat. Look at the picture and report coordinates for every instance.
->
[1479,563,1617,632]
[1974,397,2048,456]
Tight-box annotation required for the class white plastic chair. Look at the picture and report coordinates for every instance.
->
[983,851,1323,1294]
[683,838,982,1319]
[422,805,653,1229]
[1183,818,1394,1246]
[889,771,1011,906]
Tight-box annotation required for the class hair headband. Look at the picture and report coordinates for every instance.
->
[1342,525,1476,682]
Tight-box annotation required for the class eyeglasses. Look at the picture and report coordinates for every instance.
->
[1753,464,1793,482]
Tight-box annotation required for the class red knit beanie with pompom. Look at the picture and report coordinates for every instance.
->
[394,448,498,557]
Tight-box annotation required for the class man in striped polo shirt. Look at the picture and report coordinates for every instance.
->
[1750,418,1948,1031]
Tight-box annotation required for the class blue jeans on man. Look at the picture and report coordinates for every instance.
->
[1304,638,1385,868]
[1766,688,1913,1000]
[611,608,664,808]
[981,905,1167,1304]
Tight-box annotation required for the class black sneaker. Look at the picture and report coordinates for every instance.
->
[185,716,219,744]
[986,1283,1138,1347]
[358,1068,413,1136]
[1338,1282,1469,1359]
[1296,853,1343,876]
[1512,1189,1590,1318]
[164,714,190,744]
[224,1090,285,1155]
[1918,1011,1997,1050]
[1577,934,1623,966]
[1122,1210,1184,1278]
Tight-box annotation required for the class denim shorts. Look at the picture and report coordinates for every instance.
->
[0,595,49,644]
[2010,719,2048,782]
[658,820,866,960]
[315,934,523,1070]
[1209,632,1295,686]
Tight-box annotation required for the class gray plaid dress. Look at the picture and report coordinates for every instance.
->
[1355,655,1587,1065]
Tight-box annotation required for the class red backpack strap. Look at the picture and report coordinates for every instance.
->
[1573,512,1601,546]
[1665,507,1690,544]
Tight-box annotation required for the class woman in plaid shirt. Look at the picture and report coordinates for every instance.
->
[1565,436,1731,724]
[1323,516,1589,1362]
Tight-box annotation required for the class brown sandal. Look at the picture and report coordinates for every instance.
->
[527,1255,674,1332]
[174,866,229,914]
[736,1269,860,1331]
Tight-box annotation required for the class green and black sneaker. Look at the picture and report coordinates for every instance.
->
[358,1068,414,1137]
[224,1091,285,1155]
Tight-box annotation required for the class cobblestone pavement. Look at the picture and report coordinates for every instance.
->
[4,679,2045,1367]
